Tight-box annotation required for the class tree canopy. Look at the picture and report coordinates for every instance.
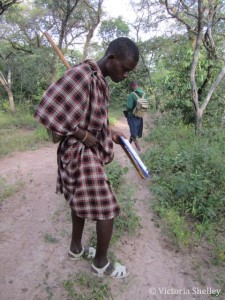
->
[0,0,225,131]
[0,0,20,15]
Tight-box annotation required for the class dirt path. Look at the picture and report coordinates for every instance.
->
[0,117,220,300]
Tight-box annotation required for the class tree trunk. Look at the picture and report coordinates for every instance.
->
[0,71,15,113]
[8,89,15,113]
[83,29,95,60]
[82,0,104,60]
[195,108,203,134]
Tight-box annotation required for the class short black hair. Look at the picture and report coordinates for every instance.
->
[130,81,139,86]
[105,37,139,62]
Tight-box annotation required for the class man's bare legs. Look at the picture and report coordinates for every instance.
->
[70,210,85,254]
[93,218,114,268]
[70,210,114,269]
[129,136,141,152]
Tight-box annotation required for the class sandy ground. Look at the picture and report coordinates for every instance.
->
[0,117,223,300]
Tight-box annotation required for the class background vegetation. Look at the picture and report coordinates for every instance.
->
[143,115,225,265]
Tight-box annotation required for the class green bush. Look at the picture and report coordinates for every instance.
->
[143,120,225,224]
[143,115,225,265]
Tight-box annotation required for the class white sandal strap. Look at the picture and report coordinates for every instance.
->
[110,262,127,278]
[68,247,84,259]
[91,261,129,278]
[69,246,96,260]
[86,247,96,259]
[91,261,110,275]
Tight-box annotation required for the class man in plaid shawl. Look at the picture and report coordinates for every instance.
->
[34,37,139,278]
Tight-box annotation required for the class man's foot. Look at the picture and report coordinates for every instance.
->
[129,136,135,144]
[129,137,141,152]
[134,143,141,152]
[91,261,130,279]
[68,246,96,260]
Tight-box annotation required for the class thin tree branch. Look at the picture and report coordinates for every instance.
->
[201,60,225,111]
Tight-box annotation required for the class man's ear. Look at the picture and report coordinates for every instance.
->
[107,54,116,61]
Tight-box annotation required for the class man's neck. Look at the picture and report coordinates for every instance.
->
[97,57,107,78]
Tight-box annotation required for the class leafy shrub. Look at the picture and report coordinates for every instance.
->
[160,100,194,124]
[143,116,225,265]
[0,99,11,112]
[143,122,225,224]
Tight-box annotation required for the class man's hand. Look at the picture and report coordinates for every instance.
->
[74,128,98,147]
[111,129,127,144]
[82,132,99,148]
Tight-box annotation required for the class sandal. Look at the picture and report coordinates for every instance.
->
[91,261,130,279]
[68,246,96,260]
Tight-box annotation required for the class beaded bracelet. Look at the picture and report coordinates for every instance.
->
[81,131,88,142]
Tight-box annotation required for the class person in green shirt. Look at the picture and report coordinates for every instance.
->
[126,81,144,152]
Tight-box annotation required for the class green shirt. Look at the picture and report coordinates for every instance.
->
[127,87,144,116]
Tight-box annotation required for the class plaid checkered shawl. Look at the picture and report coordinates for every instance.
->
[34,60,120,220]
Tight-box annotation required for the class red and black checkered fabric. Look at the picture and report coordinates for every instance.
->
[34,60,120,220]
